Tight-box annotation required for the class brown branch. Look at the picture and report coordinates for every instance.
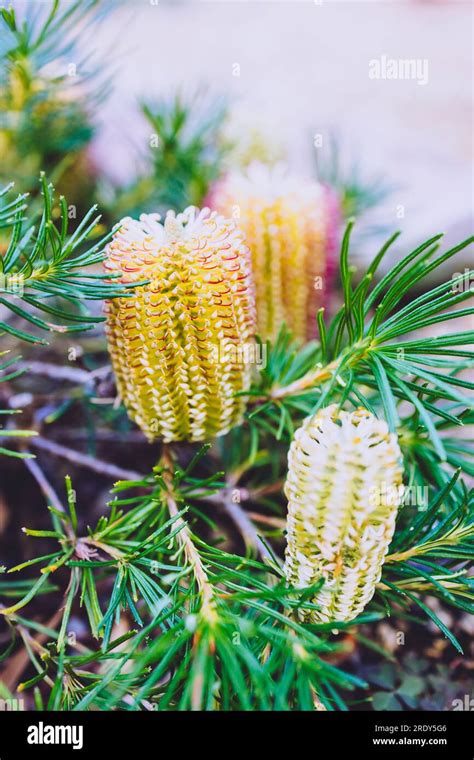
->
[246,511,286,530]
[23,457,66,514]
[194,486,276,563]
[249,358,340,405]
[27,436,145,482]
[16,360,111,385]
[0,609,63,692]
[269,359,339,400]
[160,445,215,611]
[22,456,75,540]
[47,429,146,443]
[219,495,275,564]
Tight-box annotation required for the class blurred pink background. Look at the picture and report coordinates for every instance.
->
[78,1,474,268]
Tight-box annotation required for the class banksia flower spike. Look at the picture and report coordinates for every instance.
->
[210,163,340,342]
[284,405,403,624]
[104,207,256,442]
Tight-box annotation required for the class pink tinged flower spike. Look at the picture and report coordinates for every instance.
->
[320,184,342,311]
[210,162,341,342]
[104,207,256,442]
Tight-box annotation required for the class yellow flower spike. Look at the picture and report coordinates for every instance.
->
[104,207,256,442]
[210,163,340,342]
[284,405,404,624]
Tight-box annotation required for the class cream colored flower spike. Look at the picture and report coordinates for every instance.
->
[284,405,404,624]
[104,207,256,442]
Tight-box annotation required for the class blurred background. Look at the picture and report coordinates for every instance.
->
[3,0,473,271]
[89,0,473,266]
